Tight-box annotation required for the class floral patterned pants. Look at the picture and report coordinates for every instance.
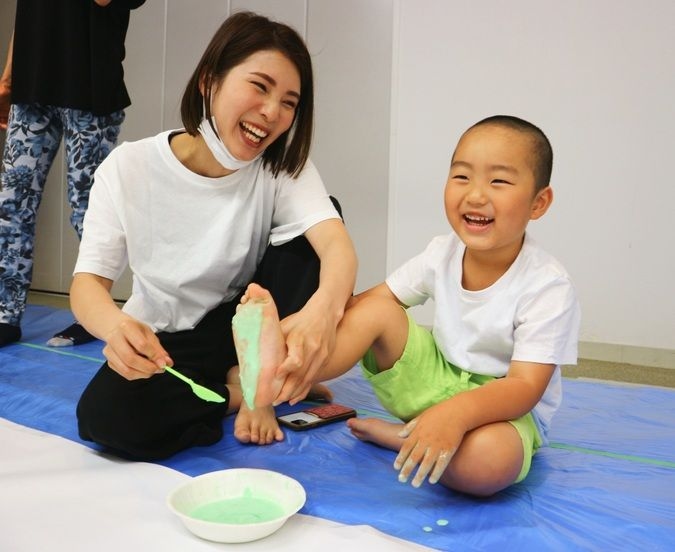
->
[0,103,125,325]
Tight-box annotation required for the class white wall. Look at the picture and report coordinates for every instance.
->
[391,0,675,363]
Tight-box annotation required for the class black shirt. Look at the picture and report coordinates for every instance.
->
[11,0,145,115]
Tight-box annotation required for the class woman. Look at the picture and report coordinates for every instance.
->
[73,11,357,460]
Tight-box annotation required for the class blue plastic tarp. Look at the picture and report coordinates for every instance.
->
[1,305,674,551]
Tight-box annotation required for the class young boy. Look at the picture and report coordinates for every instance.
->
[238,115,580,497]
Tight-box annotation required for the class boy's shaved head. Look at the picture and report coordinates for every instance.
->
[466,115,553,192]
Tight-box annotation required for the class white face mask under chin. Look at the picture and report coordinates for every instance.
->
[197,116,263,171]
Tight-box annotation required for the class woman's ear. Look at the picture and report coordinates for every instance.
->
[530,186,553,220]
[198,73,206,97]
[198,70,213,98]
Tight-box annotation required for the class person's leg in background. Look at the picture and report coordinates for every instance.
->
[47,107,125,347]
[0,103,63,346]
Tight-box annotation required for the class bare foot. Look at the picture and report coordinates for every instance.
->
[346,417,406,451]
[232,283,286,408]
[234,402,284,445]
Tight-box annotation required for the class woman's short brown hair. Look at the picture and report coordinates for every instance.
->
[181,11,314,177]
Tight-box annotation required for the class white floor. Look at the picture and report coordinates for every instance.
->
[1,418,430,551]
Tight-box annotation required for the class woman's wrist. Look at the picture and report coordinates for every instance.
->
[305,288,346,326]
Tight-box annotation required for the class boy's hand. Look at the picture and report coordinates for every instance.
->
[394,401,466,488]
[393,361,555,488]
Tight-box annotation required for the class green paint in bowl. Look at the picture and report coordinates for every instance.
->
[167,468,306,543]
[189,492,285,524]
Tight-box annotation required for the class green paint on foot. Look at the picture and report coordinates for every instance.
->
[232,303,264,409]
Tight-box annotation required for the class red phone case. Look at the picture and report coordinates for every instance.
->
[304,404,356,419]
[277,403,356,430]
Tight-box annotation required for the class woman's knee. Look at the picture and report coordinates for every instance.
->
[77,370,168,455]
[77,366,226,460]
[77,386,152,453]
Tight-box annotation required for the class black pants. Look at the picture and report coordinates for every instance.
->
[77,199,341,460]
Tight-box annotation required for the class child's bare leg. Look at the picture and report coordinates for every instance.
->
[233,283,286,408]
[349,417,524,496]
[235,282,409,394]
[317,294,410,382]
[438,422,524,496]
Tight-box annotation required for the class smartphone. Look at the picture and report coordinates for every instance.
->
[277,403,357,431]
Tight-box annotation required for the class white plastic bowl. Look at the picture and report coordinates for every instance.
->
[167,468,306,543]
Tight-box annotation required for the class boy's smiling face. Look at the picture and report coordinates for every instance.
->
[444,124,552,263]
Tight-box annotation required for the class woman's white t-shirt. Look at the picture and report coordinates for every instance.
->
[75,130,340,333]
[386,233,581,439]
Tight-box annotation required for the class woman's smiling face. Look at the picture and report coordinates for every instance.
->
[209,49,301,161]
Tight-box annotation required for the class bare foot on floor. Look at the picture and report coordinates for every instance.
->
[234,402,284,445]
[232,283,286,408]
[346,417,406,451]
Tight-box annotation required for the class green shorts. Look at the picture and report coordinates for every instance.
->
[361,311,542,483]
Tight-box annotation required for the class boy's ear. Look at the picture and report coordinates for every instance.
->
[530,186,553,220]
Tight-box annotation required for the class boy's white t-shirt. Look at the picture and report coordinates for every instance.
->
[75,130,340,333]
[386,233,581,439]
